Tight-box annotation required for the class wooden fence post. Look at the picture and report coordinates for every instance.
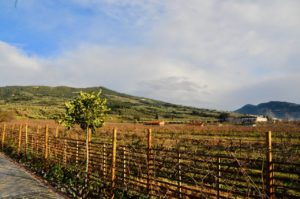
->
[177,150,182,198]
[55,126,59,138]
[111,128,117,199]
[48,136,51,158]
[147,128,153,195]
[18,125,22,155]
[44,125,49,160]
[103,144,107,178]
[76,139,79,166]
[63,139,67,166]
[217,157,221,199]
[53,126,58,159]
[25,124,28,159]
[31,127,34,153]
[266,131,274,199]
[1,123,6,150]
[36,126,40,154]
[123,147,127,186]
[85,128,91,174]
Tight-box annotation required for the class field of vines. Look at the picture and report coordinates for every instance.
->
[1,121,300,198]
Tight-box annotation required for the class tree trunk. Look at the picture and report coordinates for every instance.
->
[86,128,90,173]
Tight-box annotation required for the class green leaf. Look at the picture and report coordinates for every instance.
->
[59,90,110,131]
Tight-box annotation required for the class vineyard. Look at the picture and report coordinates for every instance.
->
[1,122,300,198]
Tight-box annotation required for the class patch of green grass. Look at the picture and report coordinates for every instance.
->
[0,86,225,122]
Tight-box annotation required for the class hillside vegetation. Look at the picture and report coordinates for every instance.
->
[235,101,300,120]
[0,86,224,122]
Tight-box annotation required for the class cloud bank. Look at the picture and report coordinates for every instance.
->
[0,0,299,110]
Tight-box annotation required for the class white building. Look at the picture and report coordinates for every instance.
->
[240,115,268,124]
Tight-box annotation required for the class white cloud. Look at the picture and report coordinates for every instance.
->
[43,44,200,89]
[222,75,300,110]
[0,41,40,70]
[136,76,215,107]
[1,1,300,110]
[144,0,300,107]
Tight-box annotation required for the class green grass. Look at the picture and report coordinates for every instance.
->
[0,85,228,122]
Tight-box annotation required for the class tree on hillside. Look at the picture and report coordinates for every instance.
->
[219,112,230,122]
[59,90,109,173]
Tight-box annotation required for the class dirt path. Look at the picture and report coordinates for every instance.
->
[0,152,65,199]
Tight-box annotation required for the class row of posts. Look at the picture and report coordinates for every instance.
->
[93,129,274,199]
[1,124,149,198]
[1,124,62,162]
[0,124,274,199]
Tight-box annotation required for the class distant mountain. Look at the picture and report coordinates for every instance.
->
[235,101,300,120]
[0,86,222,121]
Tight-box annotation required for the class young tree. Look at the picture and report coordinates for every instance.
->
[60,90,109,173]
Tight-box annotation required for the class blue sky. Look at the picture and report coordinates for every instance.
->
[0,0,152,56]
[0,0,300,110]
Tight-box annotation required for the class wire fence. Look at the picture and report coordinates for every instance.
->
[0,123,300,198]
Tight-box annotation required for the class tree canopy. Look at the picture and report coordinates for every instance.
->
[60,90,109,131]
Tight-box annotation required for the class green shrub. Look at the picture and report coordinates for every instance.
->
[47,164,64,182]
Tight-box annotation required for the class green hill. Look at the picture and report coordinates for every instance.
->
[0,86,222,122]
